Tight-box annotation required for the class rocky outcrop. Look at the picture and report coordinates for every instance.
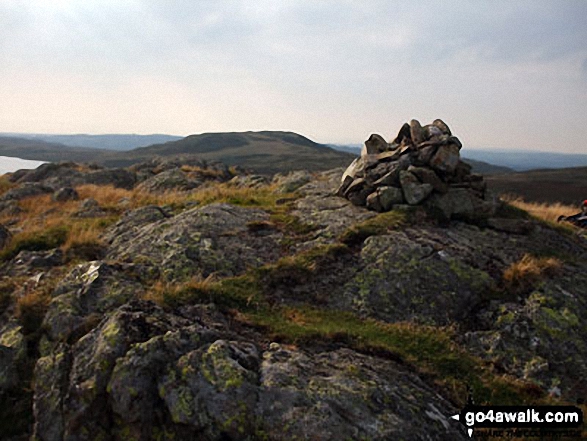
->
[105,203,284,280]
[1,154,586,440]
[338,119,496,221]
[32,301,467,441]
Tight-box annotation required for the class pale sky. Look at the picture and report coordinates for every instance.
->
[1,1,586,152]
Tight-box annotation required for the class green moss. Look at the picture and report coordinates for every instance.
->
[243,305,541,406]
[101,320,122,347]
[339,210,407,246]
[0,225,69,261]
[269,212,317,236]
[201,343,246,391]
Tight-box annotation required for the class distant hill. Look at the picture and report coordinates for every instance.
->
[2,133,183,151]
[486,166,587,205]
[100,131,356,174]
[0,136,100,163]
[462,148,587,171]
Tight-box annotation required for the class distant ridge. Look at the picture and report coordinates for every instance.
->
[1,133,182,151]
[99,131,356,173]
[0,136,102,163]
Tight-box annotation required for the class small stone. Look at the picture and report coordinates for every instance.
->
[417,144,439,165]
[392,122,411,145]
[410,119,424,145]
[336,175,354,196]
[432,119,452,136]
[340,157,365,183]
[52,187,79,202]
[399,171,434,205]
[362,134,389,156]
[345,178,373,207]
[366,192,383,212]
[430,144,460,175]
[408,166,448,194]
[422,125,443,140]
[447,136,462,149]
[378,186,404,210]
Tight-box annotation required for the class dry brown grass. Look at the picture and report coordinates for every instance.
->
[501,195,578,224]
[503,254,562,295]
[16,289,51,332]
[1,180,289,263]
[0,175,15,196]
[143,275,216,307]
[180,165,225,179]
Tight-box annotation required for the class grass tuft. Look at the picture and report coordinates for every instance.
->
[339,210,407,245]
[0,225,68,261]
[503,254,562,296]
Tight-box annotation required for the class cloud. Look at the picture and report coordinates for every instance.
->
[0,1,585,151]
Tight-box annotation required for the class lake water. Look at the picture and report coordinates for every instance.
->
[0,156,46,175]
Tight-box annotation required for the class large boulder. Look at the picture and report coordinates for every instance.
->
[105,203,284,281]
[33,301,468,441]
[0,182,54,201]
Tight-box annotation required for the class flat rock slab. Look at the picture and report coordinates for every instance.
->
[106,203,284,280]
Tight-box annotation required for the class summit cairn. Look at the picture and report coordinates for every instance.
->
[337,119,496,221]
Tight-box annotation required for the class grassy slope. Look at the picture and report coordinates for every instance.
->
[0,136,100,163]
[1,132,356,175]
[487,166,587,205]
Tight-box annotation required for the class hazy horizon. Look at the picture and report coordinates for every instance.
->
[1,1,586,153]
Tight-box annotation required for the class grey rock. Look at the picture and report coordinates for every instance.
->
[0,322,26,392]
[426,188,496,222]
[433,119,452,136]
[365,191,383,212]
[273,170,312,193]
[486,218,534,235]
[422,124,444,140]
[392,122,411,144]
[430,144,460,175]
[42,261,147,342]
[378,186,404,210]
[75,198,107,218]
[408,165,448,194]
[399,171,433,205]
[362,134,388,156]
[448,136,462,149]
[106,203,284,281]
[228,174,269,189]
[336,175,355,196]
[0,182,54,201]
[337,231,493,325]
[83,168,137,190]
[33,347,71,441]
[257,346,466,441]
[340,157,365,184]
[51,187,79,202]
[137,169,201,193]
[345,179,373,207]
[409,119,424,145]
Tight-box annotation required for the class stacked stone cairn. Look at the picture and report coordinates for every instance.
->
[337,119,496,221]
